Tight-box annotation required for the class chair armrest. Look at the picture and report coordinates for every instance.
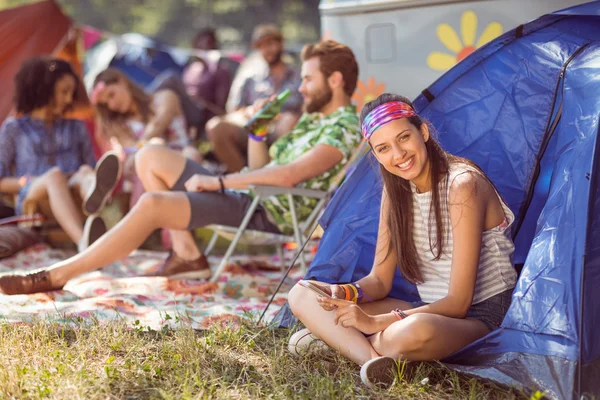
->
[249,185,329,199]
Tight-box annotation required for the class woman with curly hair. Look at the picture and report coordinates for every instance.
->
[0,57,121,250]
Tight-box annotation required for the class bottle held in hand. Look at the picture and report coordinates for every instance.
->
[244,89,292,139]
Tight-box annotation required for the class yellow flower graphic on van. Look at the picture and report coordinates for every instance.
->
[427,11,503,71]
[352,77,386,112]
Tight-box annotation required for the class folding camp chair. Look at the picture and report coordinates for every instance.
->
[204,141,369,283]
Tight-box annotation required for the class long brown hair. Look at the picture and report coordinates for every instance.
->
[361,93,487,284]
[92,68,153,125]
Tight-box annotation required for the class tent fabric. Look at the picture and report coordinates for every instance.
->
[0,0,72,123]
[83,33,184,91]
[305,2,600,398]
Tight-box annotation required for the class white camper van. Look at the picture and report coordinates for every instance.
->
[320,0,590,109]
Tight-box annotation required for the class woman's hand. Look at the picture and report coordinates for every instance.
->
[313,283,346,311]
[184,174,220,192]
[324,297,383,335]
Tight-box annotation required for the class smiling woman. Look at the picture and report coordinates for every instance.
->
[288,92,517,389]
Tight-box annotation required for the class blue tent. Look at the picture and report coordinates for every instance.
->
[303,2,600,398]
[84,33,185,90]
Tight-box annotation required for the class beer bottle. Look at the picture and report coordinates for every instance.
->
[244,89,292,138]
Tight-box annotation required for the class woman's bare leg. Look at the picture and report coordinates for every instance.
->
[368,313,489,361]
[206,114,247,173]
[135,145,202,260]
[289,283,490,364]
[25,167,84,243]
[46,191,193,287]
[289,284,381,365]
[68,165,95,201]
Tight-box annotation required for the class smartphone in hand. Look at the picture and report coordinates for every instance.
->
[298,280,333,298]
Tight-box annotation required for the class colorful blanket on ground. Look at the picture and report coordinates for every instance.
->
[0,244,306,330]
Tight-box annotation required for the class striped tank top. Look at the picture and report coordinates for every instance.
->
[411,163,517,304]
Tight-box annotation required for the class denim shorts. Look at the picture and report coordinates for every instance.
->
[410,289,513,331]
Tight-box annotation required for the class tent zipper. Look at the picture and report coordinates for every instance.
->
[512,42,591,239]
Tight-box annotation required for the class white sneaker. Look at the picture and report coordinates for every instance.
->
[288,328,328,355]
[78,215,107,252]
[360,356,398,389]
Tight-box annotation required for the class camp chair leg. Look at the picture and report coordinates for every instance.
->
[277,243,285,270]
[204,231,219,256]
[210,196,262,283]
[258,224,320,325]
[287,193,307,272]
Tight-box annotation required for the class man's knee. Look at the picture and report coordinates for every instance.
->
[205,116,223,138]
[136,192,169,215]
[206,117,242,145]
[135,145,169,173]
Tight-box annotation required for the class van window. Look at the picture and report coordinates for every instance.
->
[366,23,397,63]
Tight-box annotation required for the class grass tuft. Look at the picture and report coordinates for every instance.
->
[0,317,530,399]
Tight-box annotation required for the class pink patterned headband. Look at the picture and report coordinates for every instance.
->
[361,101,417,140]
[90,81,106,105]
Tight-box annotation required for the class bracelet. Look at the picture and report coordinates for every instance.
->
[248,133,267,142]
[347,284,359,303]
[391,308,409,320]
[217,175,226,194]
[354,282,374,303]
[341,285,352,301]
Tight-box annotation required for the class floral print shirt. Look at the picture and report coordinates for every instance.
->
[257,105,361,233]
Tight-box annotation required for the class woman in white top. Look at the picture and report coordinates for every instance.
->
[288,93,517,388]
[90,68,202,211]
[91,68,201,178]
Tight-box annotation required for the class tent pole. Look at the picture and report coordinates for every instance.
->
[258,225,318,326]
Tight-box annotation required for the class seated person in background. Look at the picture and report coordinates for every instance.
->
[91,68,204,208]
[0,40,362,295]
[287,94,517,389]
[91,68,203,165]
[206,24,303,173]
[0,57,121,250]
[182,28,232,121]
[146,28,232,142]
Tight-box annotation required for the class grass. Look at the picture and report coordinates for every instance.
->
[0,315,532,400]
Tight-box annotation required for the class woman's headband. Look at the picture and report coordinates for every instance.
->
[361,101,417,140]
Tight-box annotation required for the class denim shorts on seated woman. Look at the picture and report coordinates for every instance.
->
[410,289,513,331]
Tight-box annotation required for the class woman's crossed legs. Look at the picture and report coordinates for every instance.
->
[288,284,490,366]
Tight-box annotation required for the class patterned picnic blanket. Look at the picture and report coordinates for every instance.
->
[0,244,307,330]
